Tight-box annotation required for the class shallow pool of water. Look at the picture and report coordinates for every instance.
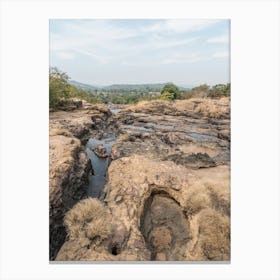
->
[189,133,214,141]
[85,134,115,198]
[108,104,121,115]
[122,124,153,132]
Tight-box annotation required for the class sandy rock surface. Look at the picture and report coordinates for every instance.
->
[112,97,230,168]
[56,155,230,261]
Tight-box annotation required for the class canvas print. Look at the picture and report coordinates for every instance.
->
[49,19,230,261]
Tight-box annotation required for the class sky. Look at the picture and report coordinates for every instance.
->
[49,19,230,87]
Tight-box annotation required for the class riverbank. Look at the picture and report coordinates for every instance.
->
[49,103,117,259]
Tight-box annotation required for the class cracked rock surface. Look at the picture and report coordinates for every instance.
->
[52,98,230,261]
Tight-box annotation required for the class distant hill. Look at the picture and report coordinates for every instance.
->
[69,80,99,90]
[70,80,189,91]
[103,83,167,91]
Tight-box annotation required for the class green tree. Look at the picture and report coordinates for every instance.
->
[178,89,194,99]
[208,83,230,98]
[160,91,174,100]
[160,83,179,100]
[191,84,209,98]
[49,67,71,108]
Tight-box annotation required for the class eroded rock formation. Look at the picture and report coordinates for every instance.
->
[51,97,230,261]
[49,103,116,260]
[56,155,230,261]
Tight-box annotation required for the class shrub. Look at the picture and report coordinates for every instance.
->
[208,83,230,98]
[197,208,230,260]
[49,67,71,108]
[160,83,179,100]
[64,198,111,241]
[160,91,175,100]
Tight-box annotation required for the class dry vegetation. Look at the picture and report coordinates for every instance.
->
[192,97,230,118]
[64,198,111,241]
[126,97,230,119]
[196,208,230,260]
[49,128,73,137]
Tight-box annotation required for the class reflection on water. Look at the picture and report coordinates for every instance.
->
[85,134,115,198]
[87,176,107,197]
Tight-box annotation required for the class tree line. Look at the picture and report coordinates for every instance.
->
[49,67,230,109]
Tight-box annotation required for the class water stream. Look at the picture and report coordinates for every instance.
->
[108,104,121,115]
[189,132,214,141]
[85,105,216,198]
[85,133,116,198]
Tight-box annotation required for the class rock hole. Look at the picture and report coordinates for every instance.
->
[140,190,190,261]
[110,244,120,255]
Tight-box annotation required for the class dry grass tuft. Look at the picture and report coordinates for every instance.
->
[183,183,212,216]
[127,100,173,114]
[126,97,229,118]
[193,98,230,118]
[49,128,73,137]
[206,183,230,216]
[197,208,230,260]
[64,198,111,241]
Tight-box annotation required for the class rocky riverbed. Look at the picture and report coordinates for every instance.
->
[50,98,230,261]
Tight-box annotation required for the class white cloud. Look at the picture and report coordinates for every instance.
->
[207,35,229,43]
[50,20,200,64]
[56,51,75,60]
[212,51,229,58]
[143,19,222,34]
[49,19,230,84]
[161,53,203,64]
[151,37,198,49]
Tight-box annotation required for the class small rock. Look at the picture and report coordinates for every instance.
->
[115,195,123,203]
[128,207,135,218]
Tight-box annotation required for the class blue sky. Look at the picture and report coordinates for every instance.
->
[49,19,230,87]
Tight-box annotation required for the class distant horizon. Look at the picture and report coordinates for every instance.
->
[66,77,229,89]
[50,19,230,86]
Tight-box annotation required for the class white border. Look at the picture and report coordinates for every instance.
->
[0,1,279,279]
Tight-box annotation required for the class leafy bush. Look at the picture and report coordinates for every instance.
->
[49,67,101,109]
[179,83,230,100]
[160,91,175,100]
[177,90,194,99]
[49,67,71,108]
[208,83,230,98]
[191,84,209,98]
[160,83,179,100]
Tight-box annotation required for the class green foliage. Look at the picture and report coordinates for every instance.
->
[49,67,101,109]
[208,83,230,98]
[177,90,194,99]
[49,66,230,108]
[193,84,210,92]
[178,83,230,100]
[192,84,209,97]
[49,67,71,108]
[160,83,179,100]
[160,91,174,100]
